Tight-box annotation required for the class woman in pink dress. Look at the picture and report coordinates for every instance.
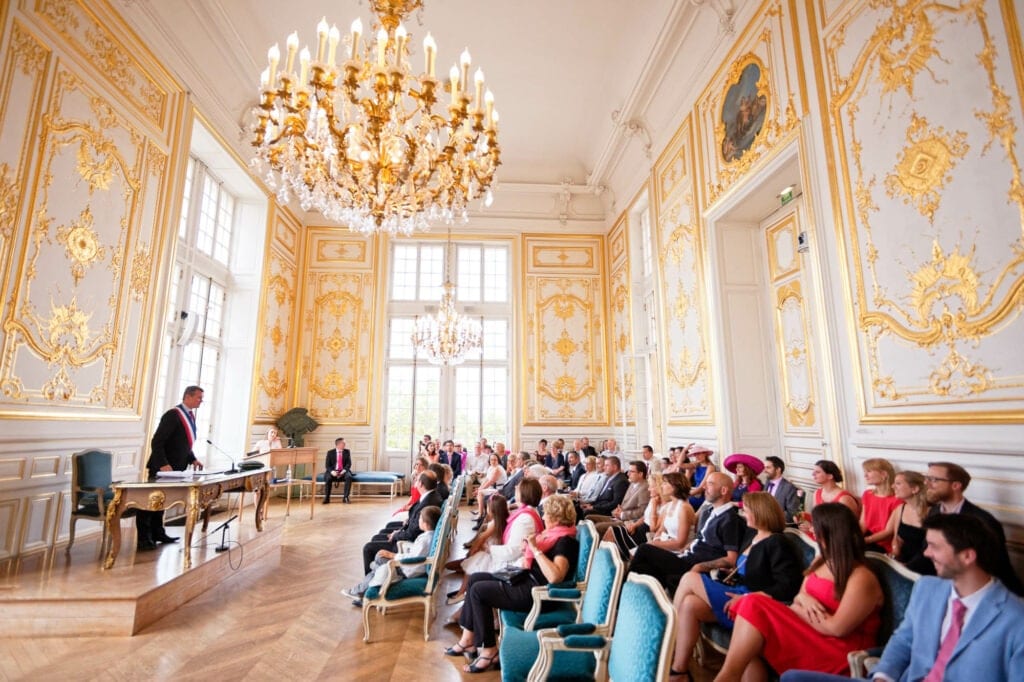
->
[713,503,883,681]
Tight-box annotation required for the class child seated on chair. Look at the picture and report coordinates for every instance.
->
[342,506,441,605]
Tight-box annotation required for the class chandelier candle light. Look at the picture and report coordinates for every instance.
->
[251,0,501,236]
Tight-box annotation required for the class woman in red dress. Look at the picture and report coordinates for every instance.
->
[713,503,883,681]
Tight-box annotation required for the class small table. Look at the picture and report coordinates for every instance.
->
[103,468,270,570]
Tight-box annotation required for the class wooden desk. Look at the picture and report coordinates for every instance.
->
[103,468,270,570]
[248,447,317,519]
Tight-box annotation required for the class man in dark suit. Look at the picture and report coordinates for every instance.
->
[580,437,598,458]
[362,472,441,573]
[762,456,802,523]
[567,451,586,489]
[581,455,628,517]
[137,385,205,551]
[925,461,1023,595]
[323,437,353,504]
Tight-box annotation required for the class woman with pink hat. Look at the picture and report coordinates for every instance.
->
[724,453,764,505]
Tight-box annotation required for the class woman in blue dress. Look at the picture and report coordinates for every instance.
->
[668,492,804,679]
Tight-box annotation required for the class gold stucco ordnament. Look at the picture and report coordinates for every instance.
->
[56,206,107,284]
[884,114,969,222]
[0,163,17,240]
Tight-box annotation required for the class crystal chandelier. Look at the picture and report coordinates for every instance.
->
[251,0,501,236]
[411,230,482,365]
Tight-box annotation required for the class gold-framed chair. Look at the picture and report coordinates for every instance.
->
[67,448,114,556]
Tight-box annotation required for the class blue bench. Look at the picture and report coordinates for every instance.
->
[314,471,405,500]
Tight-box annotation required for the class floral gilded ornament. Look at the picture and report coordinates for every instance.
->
[129,247,152,300]
[56,206,107,285]
[0,163,17,239]
[551,331,579,363]
[884,115,968,222]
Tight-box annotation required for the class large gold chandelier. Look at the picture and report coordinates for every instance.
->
[251,0,501,235]
[411,227,482,365]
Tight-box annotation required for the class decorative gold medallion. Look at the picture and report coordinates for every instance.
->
[56,206,107,284]
[884,115,968,222]
[147,490,166,511]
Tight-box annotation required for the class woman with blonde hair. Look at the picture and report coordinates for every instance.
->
[860,457,900,553]
[445,493,579,673]
[881,470,934,574]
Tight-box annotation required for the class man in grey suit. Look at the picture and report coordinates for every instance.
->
[763,456,802,523]
[586,460,651,536]
[780,513,1024,682]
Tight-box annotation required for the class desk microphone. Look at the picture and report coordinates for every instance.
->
[206,439,239,473]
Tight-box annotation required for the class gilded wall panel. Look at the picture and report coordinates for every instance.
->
[653,117,713,424]
[253,208,299,420]
[0,63,167,412]
[0,20,50,326]
[526,238,600,273]
[694,0,804,209]
[297,229,377,424]
[608,217,635,427]
[820,0,1024,420]
[523,273,607,424]
[33,0,169,131]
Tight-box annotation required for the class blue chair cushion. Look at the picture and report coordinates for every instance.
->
[354,471,404,483]
[364,575,429,601]
[547,587,581,599]
[556,623,596,636]
[499,625,598,682]
[563,634,606,648]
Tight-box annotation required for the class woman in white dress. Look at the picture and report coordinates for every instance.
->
[447,478,544,606]
[613,472,693,559]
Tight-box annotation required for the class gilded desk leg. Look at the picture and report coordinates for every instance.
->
[103,489,125,569]
[184,487,200,570]
[254,472,268,531]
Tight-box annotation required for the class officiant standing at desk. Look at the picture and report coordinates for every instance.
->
[136,385,205,551]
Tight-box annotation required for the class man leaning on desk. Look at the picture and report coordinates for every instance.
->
[135,385,205,551]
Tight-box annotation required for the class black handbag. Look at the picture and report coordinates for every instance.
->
[492,566,531,585]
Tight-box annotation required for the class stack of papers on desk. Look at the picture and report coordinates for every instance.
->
[155,471,194,479]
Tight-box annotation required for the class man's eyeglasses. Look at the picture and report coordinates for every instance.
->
[924,475,950,483]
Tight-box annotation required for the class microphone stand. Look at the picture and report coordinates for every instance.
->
[206,439,238,473]
[212,514,238,553]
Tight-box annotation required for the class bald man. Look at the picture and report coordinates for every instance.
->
[628,472,747,593]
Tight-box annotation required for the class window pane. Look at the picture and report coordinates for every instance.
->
[483,319,507,360]
[389,318,416,359]
[457,245,482,302]
[419,245,444,301]
[392,244,418,300]
[483,246,508,302]
[482,366,508,443]
[205,281,225,340]
[214,192,234,265]
[385,366,414,450]
[414,366,441,441]
[196,176,218,256]
[454,366,481,442]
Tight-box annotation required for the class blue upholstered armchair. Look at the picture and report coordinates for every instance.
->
[499,541,626,681]
[847,552,920,676]
[528,573,677,682]
[67,449,114,556]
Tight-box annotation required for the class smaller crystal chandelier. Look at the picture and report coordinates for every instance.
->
[250,0,500,236]
[411,230,482,365]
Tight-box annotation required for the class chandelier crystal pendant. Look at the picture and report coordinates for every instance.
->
[251,0,501,236]
[411,227,482,365]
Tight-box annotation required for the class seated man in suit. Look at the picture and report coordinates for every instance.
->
[924,460,1023,595]
[323,437,353,504]
[629,472,746,593]
[781,513,1024,682]
[579,455,628,518]
[585,460,650,537]
[763,455,802,523]
[362,471,441,573]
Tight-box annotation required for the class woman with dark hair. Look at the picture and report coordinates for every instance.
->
[445,494,511,605]
[609,472,693,560]
[798,460,860,534]
[670,492,803,680]
[445,494,579,673]
[713,503,883,681]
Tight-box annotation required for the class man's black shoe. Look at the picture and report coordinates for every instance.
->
[136,540,156,551]
[154,534,179,544]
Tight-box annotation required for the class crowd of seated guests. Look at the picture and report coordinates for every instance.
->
[352,435,1022,679]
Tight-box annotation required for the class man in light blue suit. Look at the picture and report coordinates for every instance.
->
[781,514,1024,682]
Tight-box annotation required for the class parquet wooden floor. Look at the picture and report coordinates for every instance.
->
[0,495,721,681]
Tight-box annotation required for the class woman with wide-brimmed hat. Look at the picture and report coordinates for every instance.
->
[724,453,764,505]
